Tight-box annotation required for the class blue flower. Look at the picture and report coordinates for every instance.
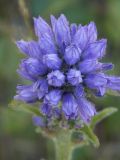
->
[14,85,38,103]
[40,103,52,117]
[42,54,62,70]
[44,89,62,106]
[39,34,57,54]
[33,16,53,38]
[51,14,71,50]
[76,97,96,123]
[74,84,85,98]
[15,14,120,127]
[79,60,113,74]
[33,79,48,99]
[67,69,82,86]
[47,70,65,87]
[62,93,78,120]
[32,116,46,127]
[82,39,107,60]
[64,45,81,65]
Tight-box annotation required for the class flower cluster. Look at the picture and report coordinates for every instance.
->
[15,14,120,128]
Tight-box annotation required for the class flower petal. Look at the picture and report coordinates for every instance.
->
[74,25,88,50]
[14,84,38,103]
[44,89,62,106]
[43,54,62,70]
[62,93,78,120]
[107,76,120,90]
[84,73,107,96]
[32,116,45,127]
[79,60,113,74]
[39,33,57,54]
[79,60,101,74]
[40,103,52,117]
[82,39,107,60]
[20,58,47,78]
[52,14,71,51]
[16,40,42,58]
[85,73,107,89]
[74,84,85,98]
[87,22,97,43]
[70,23,77,38]
[77,97,96,123]
[33,79,48,99]
[47,70,65,87]
[67,69,82,86]
[34,16,53,38]
[64,45,81,65]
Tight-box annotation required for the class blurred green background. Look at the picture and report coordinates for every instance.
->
[0,0,120,159]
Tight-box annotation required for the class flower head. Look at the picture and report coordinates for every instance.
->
[15,14,120,128]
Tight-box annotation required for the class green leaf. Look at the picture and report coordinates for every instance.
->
[91,107,118,129]
[107,89,120,96]
[9,100,42,116]
[81,125,100,148]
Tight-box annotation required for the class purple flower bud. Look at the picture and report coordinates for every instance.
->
[38,80,48,99]
[79,60,113,74]
[85,73,107,96]
[14,85,38,103]
[19,58,47,80]
[83,39,107,60]
[39,33,57,54]
[62,93,78,120]
[32,116,45,127]
[64,45,81,65]
[74,25,88,50]
[34,16,53,38]
[74,84,85,98]
[70,23,77,38]
[87,22,97,43]
[107,76,120,90]
[79,60,100,74]
[45,89,62,106]
[47,70,65,87]
[101,63,114,71]
[43,54,62,70]
[17,64,35,81]
[16,40,42,58]
[67,69,82,86]
[52,14,71,50]
[85,73,107,89]
[33,79,48,99]
[77,97,96,123]
[40,103,52,117]
[50,15,57,36]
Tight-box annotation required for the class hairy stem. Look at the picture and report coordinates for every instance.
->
[53,129,73,160]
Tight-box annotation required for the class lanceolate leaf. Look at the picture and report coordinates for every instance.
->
[91,107,118,129]
[81,125,100,148]
[10,100,42,116]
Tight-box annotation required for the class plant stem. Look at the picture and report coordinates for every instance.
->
[40,128,87,160]
[53,129,73,160]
